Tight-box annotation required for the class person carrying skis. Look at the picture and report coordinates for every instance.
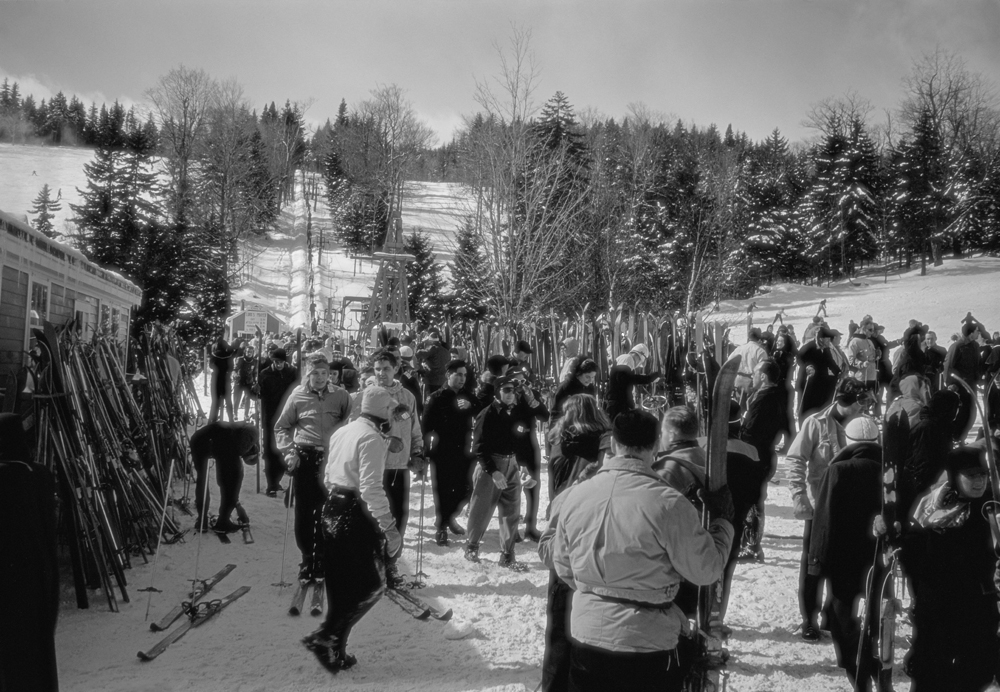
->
[464,374,546,570]
[806,416,883,689]
[274,353,353,581]
[255,348,298,496]
[787,377,869,641]
[422,360,480,546]
[190,421,259,533]
[302,386,401,673]
[549,409,734,692]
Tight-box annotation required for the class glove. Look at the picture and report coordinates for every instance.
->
[520,467,537,489]
[408,454,427,478]
[792,493,814,520]
[285,452,300,475]
[491,470,508,490]
[703,485,735,523]
[377,512,402,559]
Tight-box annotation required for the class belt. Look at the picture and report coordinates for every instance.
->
[296,443,324,452]
[597,594,675,611]
[330,484,357,497]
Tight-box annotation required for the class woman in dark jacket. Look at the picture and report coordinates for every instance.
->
[549,358,599,427]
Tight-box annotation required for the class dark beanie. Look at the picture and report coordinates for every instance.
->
[962,323,977,338]
[946,446,985,483]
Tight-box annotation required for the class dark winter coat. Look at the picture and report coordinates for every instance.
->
[471,398,548,475]
[257,363,299,422]
[796,341,841,417]
[417,342,450,388]
[807,442,883,599]
[604,365,659,420]
[741,384,788,466]
[550,377,598,425]
[945,337,983,386]
[422,387,479,459]
[899,391,959,517]
[548,428,611,497]
[895,334,927,381]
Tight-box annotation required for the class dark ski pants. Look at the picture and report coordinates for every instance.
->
[723,456,763,618]
[431,450,471,529]
[318,490,385,653]
[262,414,285,493]
[542,572,572,692]
[293,445,328,579]
[908,584,999,692]
[209,372,233,423]
[382,468,410,536]
[466,454,521,554]
[193,440,244,530]
[798,519,823,627]
[519,448,540,532]
[568,641,685,692]
[826,589,879,691]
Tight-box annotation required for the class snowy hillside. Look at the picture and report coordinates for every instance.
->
[0,144,473,333]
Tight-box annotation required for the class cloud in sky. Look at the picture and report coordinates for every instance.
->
[0,0,998,143]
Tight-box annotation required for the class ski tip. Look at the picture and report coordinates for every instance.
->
[436,609,454,622]
[415,609,432,620]
[137,651,153,662]
[149,623,163,632]
[289,607,301,616]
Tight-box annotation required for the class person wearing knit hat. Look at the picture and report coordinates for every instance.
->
[304,385,400,673]
[807,412,884,687]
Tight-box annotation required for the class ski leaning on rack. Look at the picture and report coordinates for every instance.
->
[689,355,740,692]
[150,563,237,632]
[138,585,250,661]
[389,585,453,621]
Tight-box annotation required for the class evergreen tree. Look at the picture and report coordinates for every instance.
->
[29,184,62,239]
[892,108,950,274]
[450,219,490,321]
[402,231,446,328]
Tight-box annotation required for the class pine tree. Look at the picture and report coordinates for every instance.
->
[402,231,446,328]
[450,219,490,321]
[892,108,950,274]
[29,184,62,239]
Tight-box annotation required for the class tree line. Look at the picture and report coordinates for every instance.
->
[9,40,1000,341]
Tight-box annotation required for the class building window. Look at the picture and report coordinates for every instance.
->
[30,282,48,326]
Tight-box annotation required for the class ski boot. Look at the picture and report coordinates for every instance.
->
[498,551,528,573]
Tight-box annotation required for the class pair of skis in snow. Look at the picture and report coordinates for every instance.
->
[385,586,453,621]
[289,580,325,617]
[140,563,249,661]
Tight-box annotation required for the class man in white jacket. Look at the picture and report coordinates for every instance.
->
[302,386,399,673]
[550,409,733,692]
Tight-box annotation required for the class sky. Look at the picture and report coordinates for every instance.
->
[1,0,999,146]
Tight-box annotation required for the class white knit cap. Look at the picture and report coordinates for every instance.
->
[845,416,880,443]
[361,386,395,418]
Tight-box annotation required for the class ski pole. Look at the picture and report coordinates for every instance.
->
[140,449,179,621]
[413,470,427,586]
[272,482,295,588]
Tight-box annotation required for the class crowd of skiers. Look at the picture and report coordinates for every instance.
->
[185,312,1000,689]
[10,309,998,690]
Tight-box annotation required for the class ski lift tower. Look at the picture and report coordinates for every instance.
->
[358,209,414,350]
